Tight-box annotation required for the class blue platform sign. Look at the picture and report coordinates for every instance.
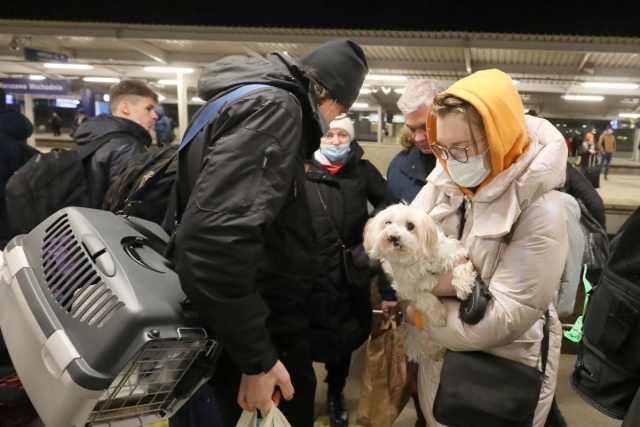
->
[0,78,71,95]
[23,47,68,63]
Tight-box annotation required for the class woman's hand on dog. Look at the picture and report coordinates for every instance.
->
[433,255,470,297]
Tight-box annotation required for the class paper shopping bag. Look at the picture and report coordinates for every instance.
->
[356,319,410,427]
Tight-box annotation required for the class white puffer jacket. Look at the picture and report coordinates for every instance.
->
[411,115,568,427]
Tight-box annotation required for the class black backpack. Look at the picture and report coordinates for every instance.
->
[4,132,127,235]
[103,145,178,225]
[571,206,640,419]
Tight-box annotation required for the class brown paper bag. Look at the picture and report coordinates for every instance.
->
[356,319,410,427]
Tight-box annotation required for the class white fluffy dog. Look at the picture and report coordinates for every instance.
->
[363,204,476,361]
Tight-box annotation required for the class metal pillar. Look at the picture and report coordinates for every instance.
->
[376,105,383,143]
[632,126,640,161]
[80,88,95,117]
[176,72,188,139]
[23,94,36,147]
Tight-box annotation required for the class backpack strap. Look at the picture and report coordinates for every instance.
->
[123,84,271,209]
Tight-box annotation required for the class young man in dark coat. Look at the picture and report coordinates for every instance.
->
[73,80,158,209]
[169,39,369,427]
[0,89,34,248]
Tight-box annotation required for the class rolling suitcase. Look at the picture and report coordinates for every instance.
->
[584,153,601,188]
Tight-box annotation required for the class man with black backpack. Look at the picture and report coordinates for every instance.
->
[167,39,369,427]
[74,80,159,208]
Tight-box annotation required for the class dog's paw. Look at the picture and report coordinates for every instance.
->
[426,305,447,327]
[452,262,477,300]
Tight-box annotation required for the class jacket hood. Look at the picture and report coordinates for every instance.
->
[197,52,324,157]
[427,69,529,193]
[0,109,33,140]
[422,114,567,238]
[74,114,151,147]
[198,52,310,103]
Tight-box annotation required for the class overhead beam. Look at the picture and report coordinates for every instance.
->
[116,39,168,63]
[2,20,640,55]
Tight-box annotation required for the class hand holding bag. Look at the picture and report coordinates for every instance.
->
[356,318,411,427]
[433,311,550,427]
[235,405,292,427]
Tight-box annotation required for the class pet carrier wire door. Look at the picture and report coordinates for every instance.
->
[0,207,219,427]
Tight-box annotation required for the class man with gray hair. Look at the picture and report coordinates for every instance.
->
[380,79,445,427]
[386,79,445,205]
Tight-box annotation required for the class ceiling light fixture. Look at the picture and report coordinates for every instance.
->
[44,63,94,70]
[619,113,640,118]
[158,94,166,101]
[83,77,120,83]
[512,80,520,84]
[144,66,194,73]
[582,82,639,90]
[360,89,372,94]
[365,74,407,81]
[192,97,205,102]
[352,103,369,108]
[158,80,178,85]
[29,75,46,80]
[380,87,391,95]
[394,88,406,94]
[562,95,604,102]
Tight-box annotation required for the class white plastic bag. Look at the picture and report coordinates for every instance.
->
[235,406,292,427]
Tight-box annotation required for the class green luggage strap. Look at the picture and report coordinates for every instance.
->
[564,265,594,343]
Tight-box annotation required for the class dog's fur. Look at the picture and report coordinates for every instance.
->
[364,204,476,361]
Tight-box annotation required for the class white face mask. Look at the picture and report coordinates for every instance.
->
[606,129,613,135]
[447,147,491,187]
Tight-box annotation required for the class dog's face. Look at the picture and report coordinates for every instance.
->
[363,204,439,265]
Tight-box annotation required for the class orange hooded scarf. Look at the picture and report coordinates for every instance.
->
[426,69,530,194]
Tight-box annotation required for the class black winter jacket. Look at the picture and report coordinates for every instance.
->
[0,108,33,246]
[74,114,151,209]
[561,162,606,228]
[171,52,325,375]
[305,142,387,363]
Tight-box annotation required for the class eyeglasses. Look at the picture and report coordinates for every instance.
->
[327,99,350,121]
[431,137,487,163]
[431,109,487,163]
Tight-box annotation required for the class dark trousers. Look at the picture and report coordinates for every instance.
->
[325,352,352,393]
[211,336,317,427]
[601,152,613,177]
[169,383,223,427]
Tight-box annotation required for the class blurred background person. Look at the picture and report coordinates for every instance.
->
[0,88,34,248]
[49,111,62,136]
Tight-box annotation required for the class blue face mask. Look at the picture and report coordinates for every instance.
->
[320,144,351,163]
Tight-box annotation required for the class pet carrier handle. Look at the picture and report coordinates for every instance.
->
[124,84,272,206]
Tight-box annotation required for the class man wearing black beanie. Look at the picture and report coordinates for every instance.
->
[168,39,368,427]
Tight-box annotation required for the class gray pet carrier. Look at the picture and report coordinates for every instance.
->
[0,207,218,427]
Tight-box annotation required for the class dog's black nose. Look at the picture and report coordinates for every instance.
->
[389,235,400,244]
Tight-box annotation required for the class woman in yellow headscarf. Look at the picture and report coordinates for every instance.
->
[406,69,568,426]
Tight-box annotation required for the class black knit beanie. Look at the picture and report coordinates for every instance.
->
[299,39,369,109]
